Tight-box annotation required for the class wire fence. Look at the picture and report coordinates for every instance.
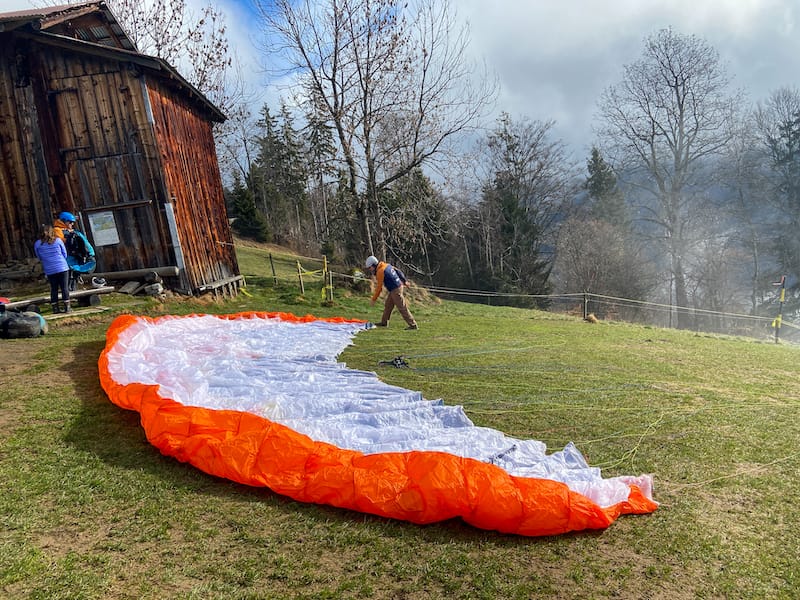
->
[424,285,793,344]
[282,253,795,344]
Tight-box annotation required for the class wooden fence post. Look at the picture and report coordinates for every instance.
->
[583,293,589,320]
[296,261,305,295]
[322,255,330,301]
[269,254,277,285]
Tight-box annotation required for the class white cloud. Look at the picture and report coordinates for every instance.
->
[457,0,800,158]
[5,0,800,159]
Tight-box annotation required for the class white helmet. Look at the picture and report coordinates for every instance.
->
[365,255,379,268]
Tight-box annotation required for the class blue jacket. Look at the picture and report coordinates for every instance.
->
[371,262,407,301]
[34,238,69,276]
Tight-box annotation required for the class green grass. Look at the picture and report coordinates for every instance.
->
[2,242,800,598]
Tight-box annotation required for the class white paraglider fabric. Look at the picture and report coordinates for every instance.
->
[104,314,653,509]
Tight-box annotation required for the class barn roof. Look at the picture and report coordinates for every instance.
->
[0,2,133,49]
[0,2,99,23]
[0,1,225,123]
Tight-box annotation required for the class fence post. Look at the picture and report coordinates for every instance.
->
[297,261,305,295]
[583,293,589,320]
[774,275,786,344]
[269,254,277,285]
[322,255,331,301]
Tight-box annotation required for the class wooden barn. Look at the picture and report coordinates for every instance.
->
[0,1,240,296]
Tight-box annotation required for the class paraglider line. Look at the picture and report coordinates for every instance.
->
[662,452,800,491]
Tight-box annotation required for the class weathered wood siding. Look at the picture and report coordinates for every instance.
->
[31,45,174,272]
[0,36,52,262]
[0,15,239,294]
[147,82,239,293]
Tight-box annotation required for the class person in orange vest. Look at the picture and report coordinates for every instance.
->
[365,255,418,330]
[53,211,76,242]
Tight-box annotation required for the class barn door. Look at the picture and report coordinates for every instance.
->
[45,65,172,272]
[64,147,165,268]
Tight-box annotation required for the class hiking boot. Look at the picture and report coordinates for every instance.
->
[405,324,418,330]
[63,302,72,314]
[51,303,61,314]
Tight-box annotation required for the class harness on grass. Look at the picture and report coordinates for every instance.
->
[379,356,410,369]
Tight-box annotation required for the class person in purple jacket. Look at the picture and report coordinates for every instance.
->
[34,225,71,313]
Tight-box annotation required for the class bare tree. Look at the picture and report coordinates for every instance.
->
[596,28,742,328]
[257,0,496,258]
[484,114,577,261]
[754,87,800,287]
[552,147,653,309]
[754,87,800,148]
[718,110,776,313]
[468,113,578,298]
[553,217,656,318]
[215,101,259,184]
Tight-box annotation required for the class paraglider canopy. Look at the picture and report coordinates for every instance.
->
[98,311,658,537]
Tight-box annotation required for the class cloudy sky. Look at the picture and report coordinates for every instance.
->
[6,0,800,160]
[457,0,799,158]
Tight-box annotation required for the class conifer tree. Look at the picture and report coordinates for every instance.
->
[585,147,628,226]
[230,173,269,243]
[250,103,310,247]
[468,114,576,305]
[303,94,337,245]
[279,103,310,242]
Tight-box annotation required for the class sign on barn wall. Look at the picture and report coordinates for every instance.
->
[88,211,120,247]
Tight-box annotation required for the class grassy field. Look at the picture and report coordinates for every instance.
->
[2,241,800,599]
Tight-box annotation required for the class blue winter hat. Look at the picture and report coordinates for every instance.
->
[58,211,76,223]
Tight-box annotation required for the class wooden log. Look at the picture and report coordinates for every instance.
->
[2,286,115,310]
[91,266,179,280]
[195,274,244,293]
[0,270,40,280]
[77,293,102,307]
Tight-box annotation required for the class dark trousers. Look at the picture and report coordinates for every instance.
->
[47,270,70,305]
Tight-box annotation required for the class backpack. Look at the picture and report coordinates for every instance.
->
[64,230,94,264]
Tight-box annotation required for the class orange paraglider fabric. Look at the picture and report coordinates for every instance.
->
[98,312,657,536]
